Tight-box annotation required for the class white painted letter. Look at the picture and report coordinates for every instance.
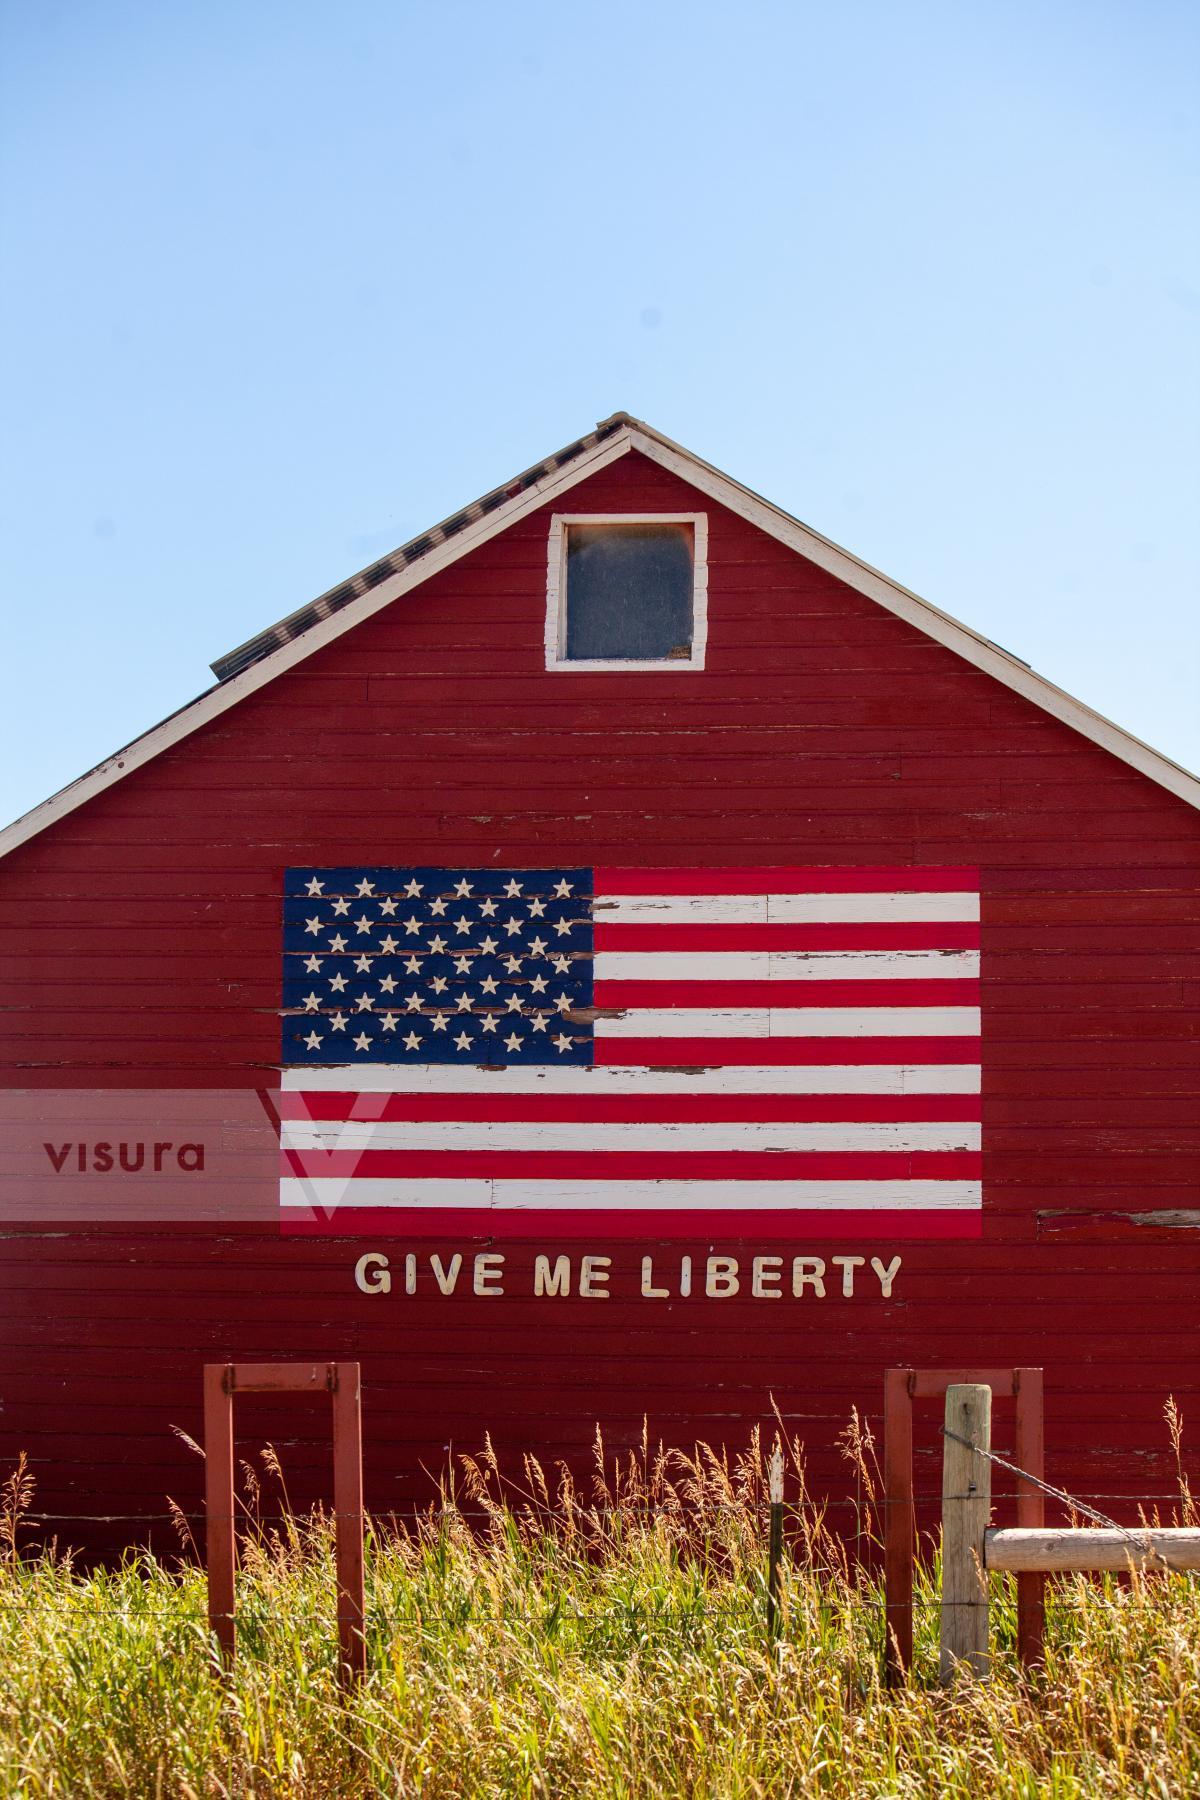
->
[430,1253,462,1295]
[580,1255,611,1298]
[831,1254,865,1297]
[871,1254,902,1298]
[706,1256,740,1297]
[534,1253,571,1297]
[405,1252,417,1295]
[792,1256,826,1298]
[751,1255,783,1299]
[354,1252,390,1295]
[641,1256,669,1298]
[680,1255,692,1297]
[474,1252,505,1295]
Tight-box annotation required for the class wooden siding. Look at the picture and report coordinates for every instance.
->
[2,449,1199,1548]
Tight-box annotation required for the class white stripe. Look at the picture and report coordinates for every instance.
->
[280,1178,982,1211]
[283,1063,981,1095]
[595,891,978,925]
[282,1120,981,1153]
[594,1007,981,1039]
[594,950,979,981]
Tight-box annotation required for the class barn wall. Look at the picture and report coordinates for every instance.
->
[2,448,1198,1548]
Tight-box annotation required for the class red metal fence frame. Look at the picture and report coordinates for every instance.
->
[203,1360,365,1680]
[884,1366,1044,1682]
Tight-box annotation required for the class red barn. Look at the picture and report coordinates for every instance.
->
[2,413,1198,1549]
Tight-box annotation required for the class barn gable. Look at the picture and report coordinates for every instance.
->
[3,413,1197,864]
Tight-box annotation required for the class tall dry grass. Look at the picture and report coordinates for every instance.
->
[1,1414,1199,1797]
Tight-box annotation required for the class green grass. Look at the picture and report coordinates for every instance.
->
[2,1420,1200,1797]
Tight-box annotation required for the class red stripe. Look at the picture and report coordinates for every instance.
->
[594,1036,981,1066]
[593,978,979,1008]
[282,1149,980,1178]
[281,1206,982,1241]
[595,866,979,894]
[595,923,980,951]
[281,1092,981,1124]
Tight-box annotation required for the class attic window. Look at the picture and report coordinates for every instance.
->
[545,513,708,669]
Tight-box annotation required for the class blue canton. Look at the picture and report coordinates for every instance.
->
[282,867,594,1064]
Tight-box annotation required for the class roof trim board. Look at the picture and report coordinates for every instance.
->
[2,416,1197,860]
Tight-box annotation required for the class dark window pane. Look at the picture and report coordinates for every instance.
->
[564,523,694,660]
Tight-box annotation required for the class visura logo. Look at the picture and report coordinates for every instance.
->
[43,1141,206,1174]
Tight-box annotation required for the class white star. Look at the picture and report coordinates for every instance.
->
[328,933,348,953]
[405,993,423,1012]
[481,1014,498,1033]
[530,973,548,994]
[304,954,323,973]
[527,897,546,917]
[305,877,325,896]
[554,993,572,1012]
[503,954,522,974]
[403,916,423,936]
[503,916,523,937]
[530,1012,548,1032]
[528,935,548,956]
[454,1029,473,1051]
[553,879,572,898]
[453,954,471,975]
[302,992,321,1012]
[431,1012,448,1032]
[404,955,422,975]
[478,897,497,917]
[331,897,351,917]
[355,878,375,897]
[379,934,398,954]
[454,916,473,936]
[354,954,372,974]
[480,974,499,995]
[479,934,499,954]
[428,934,448,954]
[504,1030,523,1052]
[380,1012,398,1032]
[403,878,423,898]
[554,918,572,937]
[428,896,448,917]
[355,994,374,1012]
[456,992,473,1012]
[304,916,322,936]
[355,915,374,935]
[378,973,398,994]
[329,972,348,993]
[505,995,523,1013]
[330,1011,348,1032]
[453,878,474,897]
[353,1032,371,1052]
[303,1029,323,1050]
[430,974,448,995]
[552,954,571,975]
[402,1029,421,1051]
[553,1032,573,1053]
[378,896,398,916]
[503,878,523,897]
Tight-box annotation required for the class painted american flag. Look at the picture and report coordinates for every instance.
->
[280,866,981,1238]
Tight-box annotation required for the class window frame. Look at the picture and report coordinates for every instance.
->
[544,512,709,671]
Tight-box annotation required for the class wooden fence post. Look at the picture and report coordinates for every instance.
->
[940,1383,992,1683]
[203,1362,236,1663]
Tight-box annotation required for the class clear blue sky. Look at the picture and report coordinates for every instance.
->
[2,1,1197,831]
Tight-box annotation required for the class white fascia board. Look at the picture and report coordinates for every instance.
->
[2,419,1197,864]
[628,428,1200,810]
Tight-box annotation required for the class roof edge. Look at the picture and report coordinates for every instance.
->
[2,413,1197,861]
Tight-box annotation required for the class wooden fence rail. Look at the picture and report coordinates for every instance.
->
[937,1381,1200,1683]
